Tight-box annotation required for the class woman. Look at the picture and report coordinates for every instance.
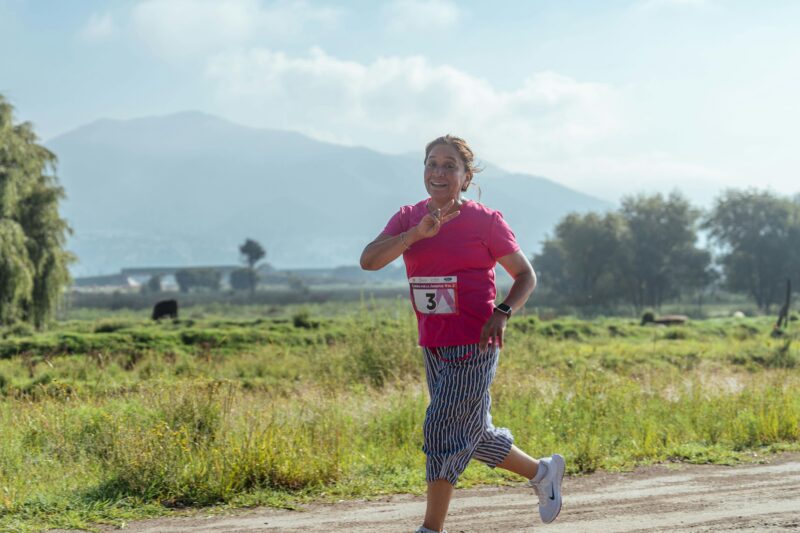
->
[360,135,564,533]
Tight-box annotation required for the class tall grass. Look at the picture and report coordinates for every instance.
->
[0,308,798,531]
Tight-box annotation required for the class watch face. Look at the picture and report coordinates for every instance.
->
[496,304,512,315]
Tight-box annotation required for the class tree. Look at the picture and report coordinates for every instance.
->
[533,212,628,309]
[0,220,33,324]
[239,239,265,269]
[534,192,713,313]
[676,247,718,311]
[230,268,256,291]
[530,239,567,305]
[238,238,265,295]
[286,272,309,295]
[174,268,221,293]
[619,192,709,311]
[174,270,193,293]
[145,275,162,293]
[704,189,800,312]
[0,96,73,328]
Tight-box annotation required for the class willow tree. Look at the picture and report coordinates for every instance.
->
[0,96,73,328]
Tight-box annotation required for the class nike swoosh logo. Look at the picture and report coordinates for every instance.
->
[549,486,555,500]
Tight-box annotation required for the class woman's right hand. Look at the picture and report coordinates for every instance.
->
[414,199,461,240]
[361,199,461,271]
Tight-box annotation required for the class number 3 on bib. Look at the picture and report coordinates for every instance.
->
[409,276,458,315]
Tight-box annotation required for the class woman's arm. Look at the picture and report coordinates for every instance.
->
[360,203,460,271]
[478,250,536,350]
[496,250,537,312]
[359,231,418,271]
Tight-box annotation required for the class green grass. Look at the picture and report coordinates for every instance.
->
[0,305,798,531]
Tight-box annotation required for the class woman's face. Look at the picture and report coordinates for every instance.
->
[424,144,470,203]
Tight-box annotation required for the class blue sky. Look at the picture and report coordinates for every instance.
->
[2,0,799,204]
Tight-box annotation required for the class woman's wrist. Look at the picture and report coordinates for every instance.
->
[493,303,513,318]
[406,226,423,245]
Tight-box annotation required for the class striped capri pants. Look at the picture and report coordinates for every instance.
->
[422,343,514,485]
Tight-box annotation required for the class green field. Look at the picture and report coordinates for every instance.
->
[0,302,798,532]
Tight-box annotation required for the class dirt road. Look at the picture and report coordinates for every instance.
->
[88,453,800,532]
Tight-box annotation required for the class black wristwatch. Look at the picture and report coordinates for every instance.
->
[494,303,512,318]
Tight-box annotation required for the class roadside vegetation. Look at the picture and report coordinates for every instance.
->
[0,302,798,531]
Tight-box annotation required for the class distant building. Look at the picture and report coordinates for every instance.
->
[71,262,405,292]
[74,265,239,292]
[72,273,142,292]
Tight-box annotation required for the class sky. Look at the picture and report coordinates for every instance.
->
[1,0,799,205]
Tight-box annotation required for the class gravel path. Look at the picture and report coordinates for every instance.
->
[63,453,800,532]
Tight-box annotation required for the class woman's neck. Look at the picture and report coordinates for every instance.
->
[428,196,464,211]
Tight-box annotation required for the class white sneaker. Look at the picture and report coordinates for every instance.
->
[529,453,565,523]
[415,528,446,533]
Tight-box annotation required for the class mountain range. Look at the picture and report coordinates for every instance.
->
[46,112,612,276]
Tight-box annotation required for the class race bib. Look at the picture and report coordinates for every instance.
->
[409,276,458,315]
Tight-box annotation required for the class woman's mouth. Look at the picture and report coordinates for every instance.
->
[429,181,448,189]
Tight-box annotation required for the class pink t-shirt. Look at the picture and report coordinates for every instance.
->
[383,199,520,347]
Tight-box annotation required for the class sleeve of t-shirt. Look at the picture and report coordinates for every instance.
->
[382,207,409,236]
[487,211,521,260]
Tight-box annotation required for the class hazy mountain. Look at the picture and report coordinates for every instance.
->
[47,112,612,276]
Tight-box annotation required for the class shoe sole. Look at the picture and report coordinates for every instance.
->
[543,453,565,524]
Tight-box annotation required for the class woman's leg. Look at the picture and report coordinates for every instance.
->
[420,345,508,531]
[422,479,454,532]
[423,345,503,485]
[421,348,452,532]
[495,445,540,479]
[468,346,516,473]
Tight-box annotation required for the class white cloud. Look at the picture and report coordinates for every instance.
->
[79,13,116,42]
[203,46,743,204]
[132,0,341,59]
[534,151,730,205]
[205,47,623,176]
[385,0,461,33]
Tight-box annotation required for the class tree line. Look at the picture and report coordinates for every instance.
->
[0,96,72,329]
[534,190,800,312]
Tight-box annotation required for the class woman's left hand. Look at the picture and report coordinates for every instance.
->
[479,310,508,351]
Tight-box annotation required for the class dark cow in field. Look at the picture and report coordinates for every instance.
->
[152,299,178,320]
[641,313,688,326]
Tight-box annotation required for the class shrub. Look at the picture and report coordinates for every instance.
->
[663,329,687,340]
[5,322,34,338]
[94,320,133,334]
[292,310,318,329]
[730,340,798,369]
[562,328,581,340]
[767,340,797,369]
[608,325,626,337]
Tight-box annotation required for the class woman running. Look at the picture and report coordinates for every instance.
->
[360,135,564,533]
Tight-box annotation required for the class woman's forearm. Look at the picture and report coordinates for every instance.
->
[500,270,536,312]
[360,228,422,271]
